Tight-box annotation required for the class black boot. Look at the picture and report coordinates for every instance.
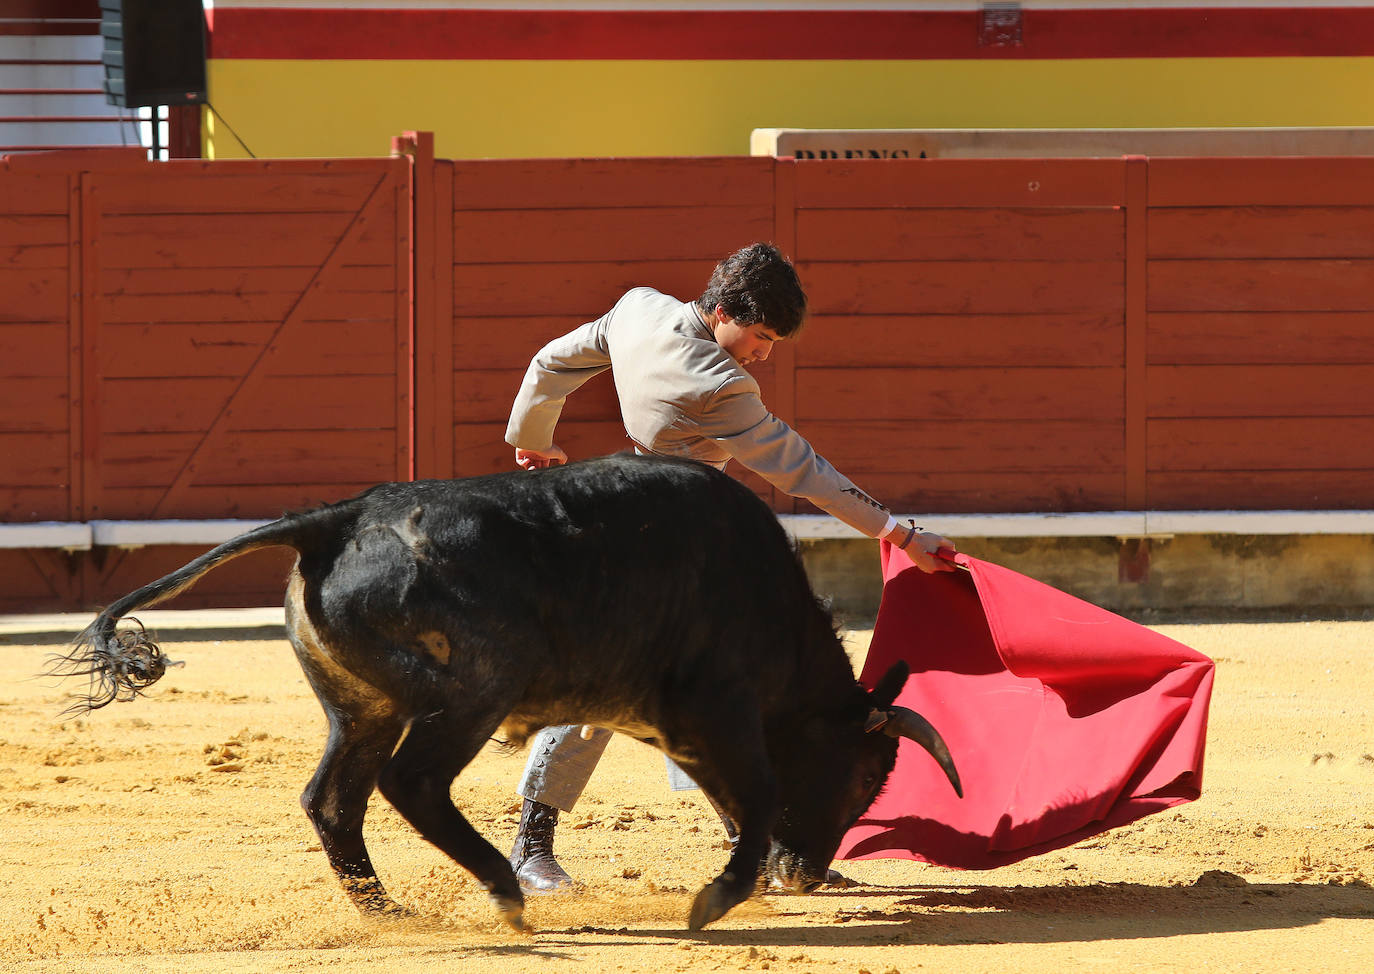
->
[509,798,575,893]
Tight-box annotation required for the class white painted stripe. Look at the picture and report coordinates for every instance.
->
[90,520,272,548]
[0,607,287,636]
[780,510,1374,540]
[7,511,1374,550]
[0,523,92,550]
[1145,510,1374,535]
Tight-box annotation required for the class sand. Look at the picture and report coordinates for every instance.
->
[2,619,1371,972]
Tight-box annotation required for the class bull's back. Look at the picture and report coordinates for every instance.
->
[299,455,825,710]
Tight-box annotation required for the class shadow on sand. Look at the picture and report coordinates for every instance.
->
[477,877,1373,954]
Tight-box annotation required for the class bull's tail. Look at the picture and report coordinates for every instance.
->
[47,509,341,715]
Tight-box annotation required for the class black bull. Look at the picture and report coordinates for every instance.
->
[51,454,961,930]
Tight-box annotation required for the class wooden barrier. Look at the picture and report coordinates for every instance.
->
[3,143,1374,610]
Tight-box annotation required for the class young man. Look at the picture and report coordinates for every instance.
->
[504,242,955,891]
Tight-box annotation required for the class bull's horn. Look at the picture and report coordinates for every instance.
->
[883,707,963,798]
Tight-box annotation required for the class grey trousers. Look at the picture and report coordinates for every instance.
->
[516,724,698,812]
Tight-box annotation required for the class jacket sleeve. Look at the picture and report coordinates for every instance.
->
[700,377,892,538]
[505,315,613,451]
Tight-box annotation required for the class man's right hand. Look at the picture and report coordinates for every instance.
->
[515,445,568,470]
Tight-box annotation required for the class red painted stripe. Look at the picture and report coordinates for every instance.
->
[208,7,1374,60]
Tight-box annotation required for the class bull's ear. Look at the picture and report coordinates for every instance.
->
[869,661,910,710]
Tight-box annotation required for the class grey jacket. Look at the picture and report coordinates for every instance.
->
[506,287,891,537]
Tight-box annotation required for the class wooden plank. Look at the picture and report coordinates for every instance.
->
[99,321,399,377]
[78,171,98,522]
[0,432,69,486]
[0,323,67,375]
[452,316,604,369]
[99,210,399,270]
[1150,206,1374,260]
[0,487,71,521]
[453,205,774,263]
[451,157,774,210]
[1146,470,1374,510]
[1149,157,1374,207]
[796,367,1124,422]
[0,378,67,432]
[794,313,1123,368]
[454,369,620,425]
[799,470,1128,515]
[1149,312,1374,365]
[454,421,631,477]
[102,265,396,296]
[1148,365,1374,418]
[800,419,1124,474]
[1148,417,1374,471]
[0,269,69,322]
[1149,259,1374,312]
[797,207,1124,261]
[793,158,1127,208]
[801,260,1123,315]
[99,430,398,488]
[421,158,456,478]
[453,260,715,316]
[406,132,436,481]
[1124,156,1149,511]
[94,170,390,215]
[0,173,68,214]
[99,375,397,434]
[0,551,77,612]
[0,215,70,267]
[97,482,378,520]
[102,284,398,325]
[66,172,82,523]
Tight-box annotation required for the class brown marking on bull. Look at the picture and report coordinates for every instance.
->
[417,630,452,665]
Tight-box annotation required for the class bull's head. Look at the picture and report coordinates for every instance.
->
[766,660,961,891]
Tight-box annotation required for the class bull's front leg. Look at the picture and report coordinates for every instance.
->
[670,715,779,930]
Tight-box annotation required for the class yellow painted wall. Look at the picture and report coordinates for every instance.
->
[204,57,1374,160]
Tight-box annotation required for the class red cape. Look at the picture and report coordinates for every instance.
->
[838,545,1215,869]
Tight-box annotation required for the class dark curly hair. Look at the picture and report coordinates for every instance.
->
[695,243,808,337]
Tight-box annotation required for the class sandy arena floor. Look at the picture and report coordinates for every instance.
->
[1,617,1371,973]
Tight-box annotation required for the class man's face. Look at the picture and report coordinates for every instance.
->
[714,309,783,368]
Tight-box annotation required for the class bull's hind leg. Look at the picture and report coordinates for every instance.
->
[302,707,406,915]
[288,571,408,916]
[377,707,528,930]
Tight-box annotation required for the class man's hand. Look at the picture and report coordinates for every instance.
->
[884,523,957,573]
[515,445,568,470]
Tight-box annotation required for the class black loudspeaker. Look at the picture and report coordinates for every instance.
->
[101,0,208,108]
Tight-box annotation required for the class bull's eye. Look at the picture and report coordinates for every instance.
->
[862,774,877,789]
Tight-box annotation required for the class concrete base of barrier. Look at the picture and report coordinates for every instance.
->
[798,534,1374,625]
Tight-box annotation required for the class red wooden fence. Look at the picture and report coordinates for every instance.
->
[3,142,1373,609]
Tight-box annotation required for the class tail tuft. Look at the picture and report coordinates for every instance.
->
[47,617,184,716]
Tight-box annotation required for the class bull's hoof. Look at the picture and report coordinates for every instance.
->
[688,877,745,931]
[486,883,530,934]
[345,878,413,919]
